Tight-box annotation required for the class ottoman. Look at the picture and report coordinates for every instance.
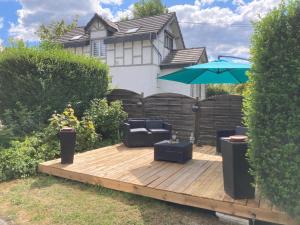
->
[154,140,193,163]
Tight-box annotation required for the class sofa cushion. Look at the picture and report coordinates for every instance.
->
[129,120,146,129]
[146,120,163,129]
[149,128,169,133]
[130,128,149,133]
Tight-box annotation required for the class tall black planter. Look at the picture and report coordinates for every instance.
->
[221,139,255,199]
[59,127,76,164]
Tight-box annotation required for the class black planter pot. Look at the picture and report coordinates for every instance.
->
[221,139,255,199]
[59,127,76,164]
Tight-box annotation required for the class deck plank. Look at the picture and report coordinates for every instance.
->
[38,144,296,225]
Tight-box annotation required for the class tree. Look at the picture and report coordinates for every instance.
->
[36,16,78,42]
[244,1,300,222]
[132,0,168,18]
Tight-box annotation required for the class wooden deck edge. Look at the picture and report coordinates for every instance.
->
[38,164,295,225]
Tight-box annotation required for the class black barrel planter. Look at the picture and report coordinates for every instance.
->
[221,139,255,199]
[59,127,76,164]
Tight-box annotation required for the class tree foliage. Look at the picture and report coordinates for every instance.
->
[244,1,300,222]
[133,0,168,18]
[36,17,78,42]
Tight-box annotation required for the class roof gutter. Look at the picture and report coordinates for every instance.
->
[104,32,156,44]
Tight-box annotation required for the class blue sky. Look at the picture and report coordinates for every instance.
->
[0,0,280,57]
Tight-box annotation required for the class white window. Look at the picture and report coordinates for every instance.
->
[92,39,106,57]
[164,31,173,50]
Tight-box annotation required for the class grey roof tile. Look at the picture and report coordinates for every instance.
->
[160,48,206,68]
[57,27,89,46]
[59,13,175,46]
[113,12,175,37]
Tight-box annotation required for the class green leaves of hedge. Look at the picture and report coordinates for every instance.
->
[244,1,300,222]
[0,47,109,135]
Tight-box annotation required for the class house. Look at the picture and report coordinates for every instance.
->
[58,12,208,99]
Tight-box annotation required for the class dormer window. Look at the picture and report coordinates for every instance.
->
[92,39,106,57]
[126,27,139,33]
[164,31,173,50]
[70,35,82,40]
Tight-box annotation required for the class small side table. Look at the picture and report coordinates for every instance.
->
[221,139,255,199]
[154,140,193,163]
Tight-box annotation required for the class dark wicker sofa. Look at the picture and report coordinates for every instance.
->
[122,118,172,147]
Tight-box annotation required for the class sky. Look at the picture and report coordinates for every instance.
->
[0,0,281,58]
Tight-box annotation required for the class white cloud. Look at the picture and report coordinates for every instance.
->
[0,38,3,51]
[9,0,281,59]
[100,0,122,5]
[196,0,214,6]
[9,0,115,41]
[169,0,281,58]
[0,17,3,29]
[232,0,245,6]
[114,4,134,21]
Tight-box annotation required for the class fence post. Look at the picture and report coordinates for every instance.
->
[194,97,200,145]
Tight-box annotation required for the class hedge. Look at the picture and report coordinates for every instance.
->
[244,1,300,222]
[0,46,109,135]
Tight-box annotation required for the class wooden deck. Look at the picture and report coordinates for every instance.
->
[38,144,295,225]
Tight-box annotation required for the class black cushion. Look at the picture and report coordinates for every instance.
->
[129,120,146,129]
[130,128,148,133]
[149,128,169,133]
[235,126,247,135]
[146,120,163,129]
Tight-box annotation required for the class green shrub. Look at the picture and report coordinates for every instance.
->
[1,102,41,137]
[0,105,102,182]
[244,1,300,222]
[0,132,59,181]
[84,99,128,141]
[48,105,101,152]
[206,84,244,97]
[206,85,230,97]
[0,46,109,137]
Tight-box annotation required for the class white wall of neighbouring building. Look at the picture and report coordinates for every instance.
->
[110,65,160,97]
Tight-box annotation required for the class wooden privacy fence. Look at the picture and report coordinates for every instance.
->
[196,95,243,145]
[107,89,243,145]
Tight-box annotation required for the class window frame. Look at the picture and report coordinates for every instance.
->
[164,31,174,50]
[91,39,106,58]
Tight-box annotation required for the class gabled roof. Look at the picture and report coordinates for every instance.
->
[115,13,174,37]
[57,27,89,48]
[85,13,119,32]
[160,48,207,69]
[105,12,176,44]
[58,12,178,46]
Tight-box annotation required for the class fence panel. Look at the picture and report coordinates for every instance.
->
[196,95,243,145]
[144,93,197,140]
[107,89,144,118]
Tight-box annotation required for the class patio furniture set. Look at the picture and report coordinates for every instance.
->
[122,118,254,199]
[122,118,193,163]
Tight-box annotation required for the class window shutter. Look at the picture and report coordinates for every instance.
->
[99,40,106,57]
[92,40,100,57]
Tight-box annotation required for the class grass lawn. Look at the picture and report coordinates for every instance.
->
[0,175,231,225]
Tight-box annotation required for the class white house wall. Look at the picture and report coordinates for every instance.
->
[63,17,205,98]
[157,68,192,97]
[110,65,160,96]
[152,21,180,65]
[106,40,153,67]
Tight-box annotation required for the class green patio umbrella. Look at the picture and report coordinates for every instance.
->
[158,59,250,84]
